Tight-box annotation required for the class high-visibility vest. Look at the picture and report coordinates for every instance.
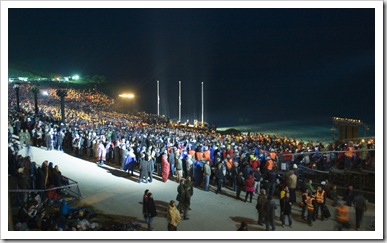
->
[266,159,273,170]
[336,205,349,222]
[316,190,325,204]
[344,146,354,158]
[307,197,315,211]
[300,193,309,206]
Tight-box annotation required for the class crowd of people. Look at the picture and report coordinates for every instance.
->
[8,83,375,231]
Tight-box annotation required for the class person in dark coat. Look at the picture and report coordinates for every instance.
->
[215,163,224,194]
[169,149,176,178]
[236,171,245,200]
[280,192,293,227]
[138,153,148,183]
[181,186,192,220]
[353,193,367,230]
[57,130,64,151]
[257,189,267,225]
[263,195,277,231]
[147,153,155,183]
[143,192,158,231]
[176,179,185,212]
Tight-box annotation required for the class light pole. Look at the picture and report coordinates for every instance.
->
[31,84,40,115]
[201,81,204,127]
[13,83,20,112]
[56,89,68,124]
[157,80,160,116]
[178,81,181,123]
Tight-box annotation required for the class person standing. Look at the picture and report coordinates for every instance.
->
[215,163,224,194]
[143,192,158,231]
[280,192,293,228]
[306,195,316,226]
[263,195,277,231]
[287,170,298,203]
[57,130,64,151]
[353,193,367,230]
[203,160,211,192]
[185,176,194,210]
[256,189,267,226]
[315,186,326,220]
[147,153,155,183]
[236,170,244,200]
[169,148,176,179]
[138,153,149,183]
[301,189,310,220]
[161,151,170,182]
[244,173,255,203]
[167,200,181,231]
[176,179,185,212]
[175,149,183,182]
[181,186,192,220]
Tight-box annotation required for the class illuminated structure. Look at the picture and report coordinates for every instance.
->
[332,116,365,141]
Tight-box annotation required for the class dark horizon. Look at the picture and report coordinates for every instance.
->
[8,8,376,127]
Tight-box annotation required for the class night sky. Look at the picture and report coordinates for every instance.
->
[8,8,375,127]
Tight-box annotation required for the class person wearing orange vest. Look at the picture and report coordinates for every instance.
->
[266,157,273,172]
[336,203,350,231]
[306,195,316,226]
[315,186,326,221]
[301,189,310,220]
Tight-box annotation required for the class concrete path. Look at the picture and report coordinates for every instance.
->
[6,146,380,240]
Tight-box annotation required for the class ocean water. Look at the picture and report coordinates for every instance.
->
[217,120,374,145]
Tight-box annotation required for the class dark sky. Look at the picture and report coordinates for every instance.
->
[8,8,375,127]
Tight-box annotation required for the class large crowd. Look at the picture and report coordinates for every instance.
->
[8,83,375,231]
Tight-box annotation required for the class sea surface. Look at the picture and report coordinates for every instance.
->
[217,120,375,145]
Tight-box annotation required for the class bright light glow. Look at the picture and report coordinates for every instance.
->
[56,77,60,81]
[72,75,79,80]
[119,94,135,99]
[41,90,49,96]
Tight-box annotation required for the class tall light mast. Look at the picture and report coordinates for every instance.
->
[157,80,160,116]
[178,81,181,122]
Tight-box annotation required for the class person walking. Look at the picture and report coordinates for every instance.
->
[353,193,367,230]
[143,192,158,231]
[335,202,350,231]
[280,192,293,228]
[167,200,181,231]
[263,195,277,231]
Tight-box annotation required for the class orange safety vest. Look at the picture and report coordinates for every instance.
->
[344,146,354,158]
[307,197,315,211]
[226,158,233,169]
[188,150,196,158]
[316,190,325,204]
[336,205,349,222]
[300,193,309,207]
[270,152,277,161]
[266,159,273,171]
[203,150,211,161]
[196,151,203,161]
